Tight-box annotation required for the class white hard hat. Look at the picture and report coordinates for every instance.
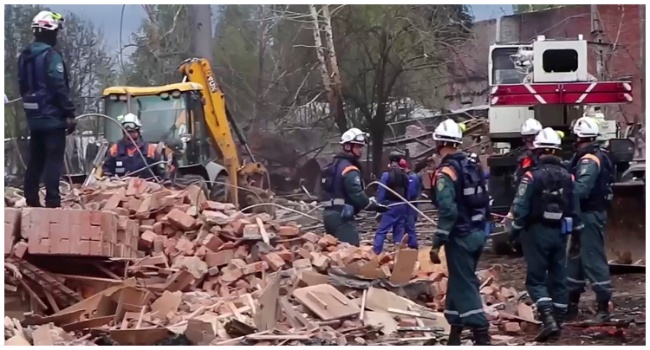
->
[572,116,599,138]
[432,119,463,144]
[340,127,368,145]
[533,127,562,150]
[31,11,65,31]
[117,113,142,131]
[521,118,543,136]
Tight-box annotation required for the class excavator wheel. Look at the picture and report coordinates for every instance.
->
[209,173,229,203]
[605,181,646,267]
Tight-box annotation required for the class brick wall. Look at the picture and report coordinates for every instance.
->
[447,5,644,123]
[19,208,138,258]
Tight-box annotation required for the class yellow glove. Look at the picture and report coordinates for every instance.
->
[458,123,467,133]
[556,130,565,139]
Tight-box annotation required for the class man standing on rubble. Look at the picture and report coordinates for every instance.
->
[320,128,389,246]
[509,128,581,341]
[402,158,421,250]
[19,11,76,208]
[428,119,491,345]
[566,116,614,323]
[372,151,410,254]
[103,113,166,180]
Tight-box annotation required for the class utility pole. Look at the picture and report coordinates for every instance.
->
[590,5,606,81]
[590,5,608,120]
[189,5,214,64]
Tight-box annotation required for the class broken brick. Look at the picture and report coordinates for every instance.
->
[201,234,224,252]
[503,322,521,334]
[167,209,196,231]
[242,224,261,237]
[317,234,338,247]
[302,231,320,243]
[241,261,267,275]
[205,249,234,268]
[278,225,300,237]
[220,268,243,285]
[261,252,286,271]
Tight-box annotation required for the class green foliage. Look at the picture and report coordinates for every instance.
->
[124,5,192,86]
[330,5,473,174]
[512,5,562,14]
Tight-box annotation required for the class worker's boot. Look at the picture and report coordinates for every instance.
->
[447,326,463,346]
[471,327,491,345]
[553,306,566,330]
[595,301,611,323]
[535,306,560,342]
[565,292,581,321]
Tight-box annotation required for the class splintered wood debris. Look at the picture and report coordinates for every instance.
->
[5,178,540,346]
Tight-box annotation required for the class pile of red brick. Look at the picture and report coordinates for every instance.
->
[4,178,538,345]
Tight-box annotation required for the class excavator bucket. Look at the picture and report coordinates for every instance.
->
[606,181,646,268]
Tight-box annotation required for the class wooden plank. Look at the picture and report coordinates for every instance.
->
[253,271,281,331]
[389,248,418,284]
[293,284,359,321]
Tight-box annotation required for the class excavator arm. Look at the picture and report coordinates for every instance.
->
[177,58,269,208]
[177,58,241,205]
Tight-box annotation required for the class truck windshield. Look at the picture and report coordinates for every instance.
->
[491,47,528,85]
[104,95,188,143]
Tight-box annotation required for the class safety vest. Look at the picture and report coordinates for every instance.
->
[18,47,68,130]
[112,141,157,179]
[528,157,574,226]
[319,156,363,209]
[432,153,490,235]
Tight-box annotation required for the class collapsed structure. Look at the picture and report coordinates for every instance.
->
[6,178,547,346]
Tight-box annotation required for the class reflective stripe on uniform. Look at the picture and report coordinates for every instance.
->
[471,214,484,221]
[567,277,587,285]
[543,211,563,220]
[592,280,612,286]
[553,303,568,309]
[512,222,523,229]
[444,308,486,318]
[535,297,552,305]
[463,187,484,195]
[435,228,450,236]
[23,102,39,110]
[321,198,346,207]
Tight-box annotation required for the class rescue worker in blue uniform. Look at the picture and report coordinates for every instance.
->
[566,116,614,322]
[372,151,410,254]
[509,128,582,341]
[18,11,76,208]
[428,119,491,345]
[102,113,166,180]
[320,128,389,246]
[403,159,422,250]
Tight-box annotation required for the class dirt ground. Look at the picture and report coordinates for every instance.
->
[359,219,646,346]
[480,253,646,346]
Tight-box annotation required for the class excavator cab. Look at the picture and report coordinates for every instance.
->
[100,69,272,210]
[101,83,234,202]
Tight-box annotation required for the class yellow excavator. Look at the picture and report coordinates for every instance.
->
[95,58,270,208]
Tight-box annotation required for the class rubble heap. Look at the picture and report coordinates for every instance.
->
[5,178,540,346]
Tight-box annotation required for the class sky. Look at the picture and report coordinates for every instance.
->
[50,4,513,54]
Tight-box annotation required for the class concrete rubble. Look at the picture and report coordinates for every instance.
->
[5,178,547,346]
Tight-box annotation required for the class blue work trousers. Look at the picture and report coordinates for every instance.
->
[404,207,419,249]
[373,203,407,254]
